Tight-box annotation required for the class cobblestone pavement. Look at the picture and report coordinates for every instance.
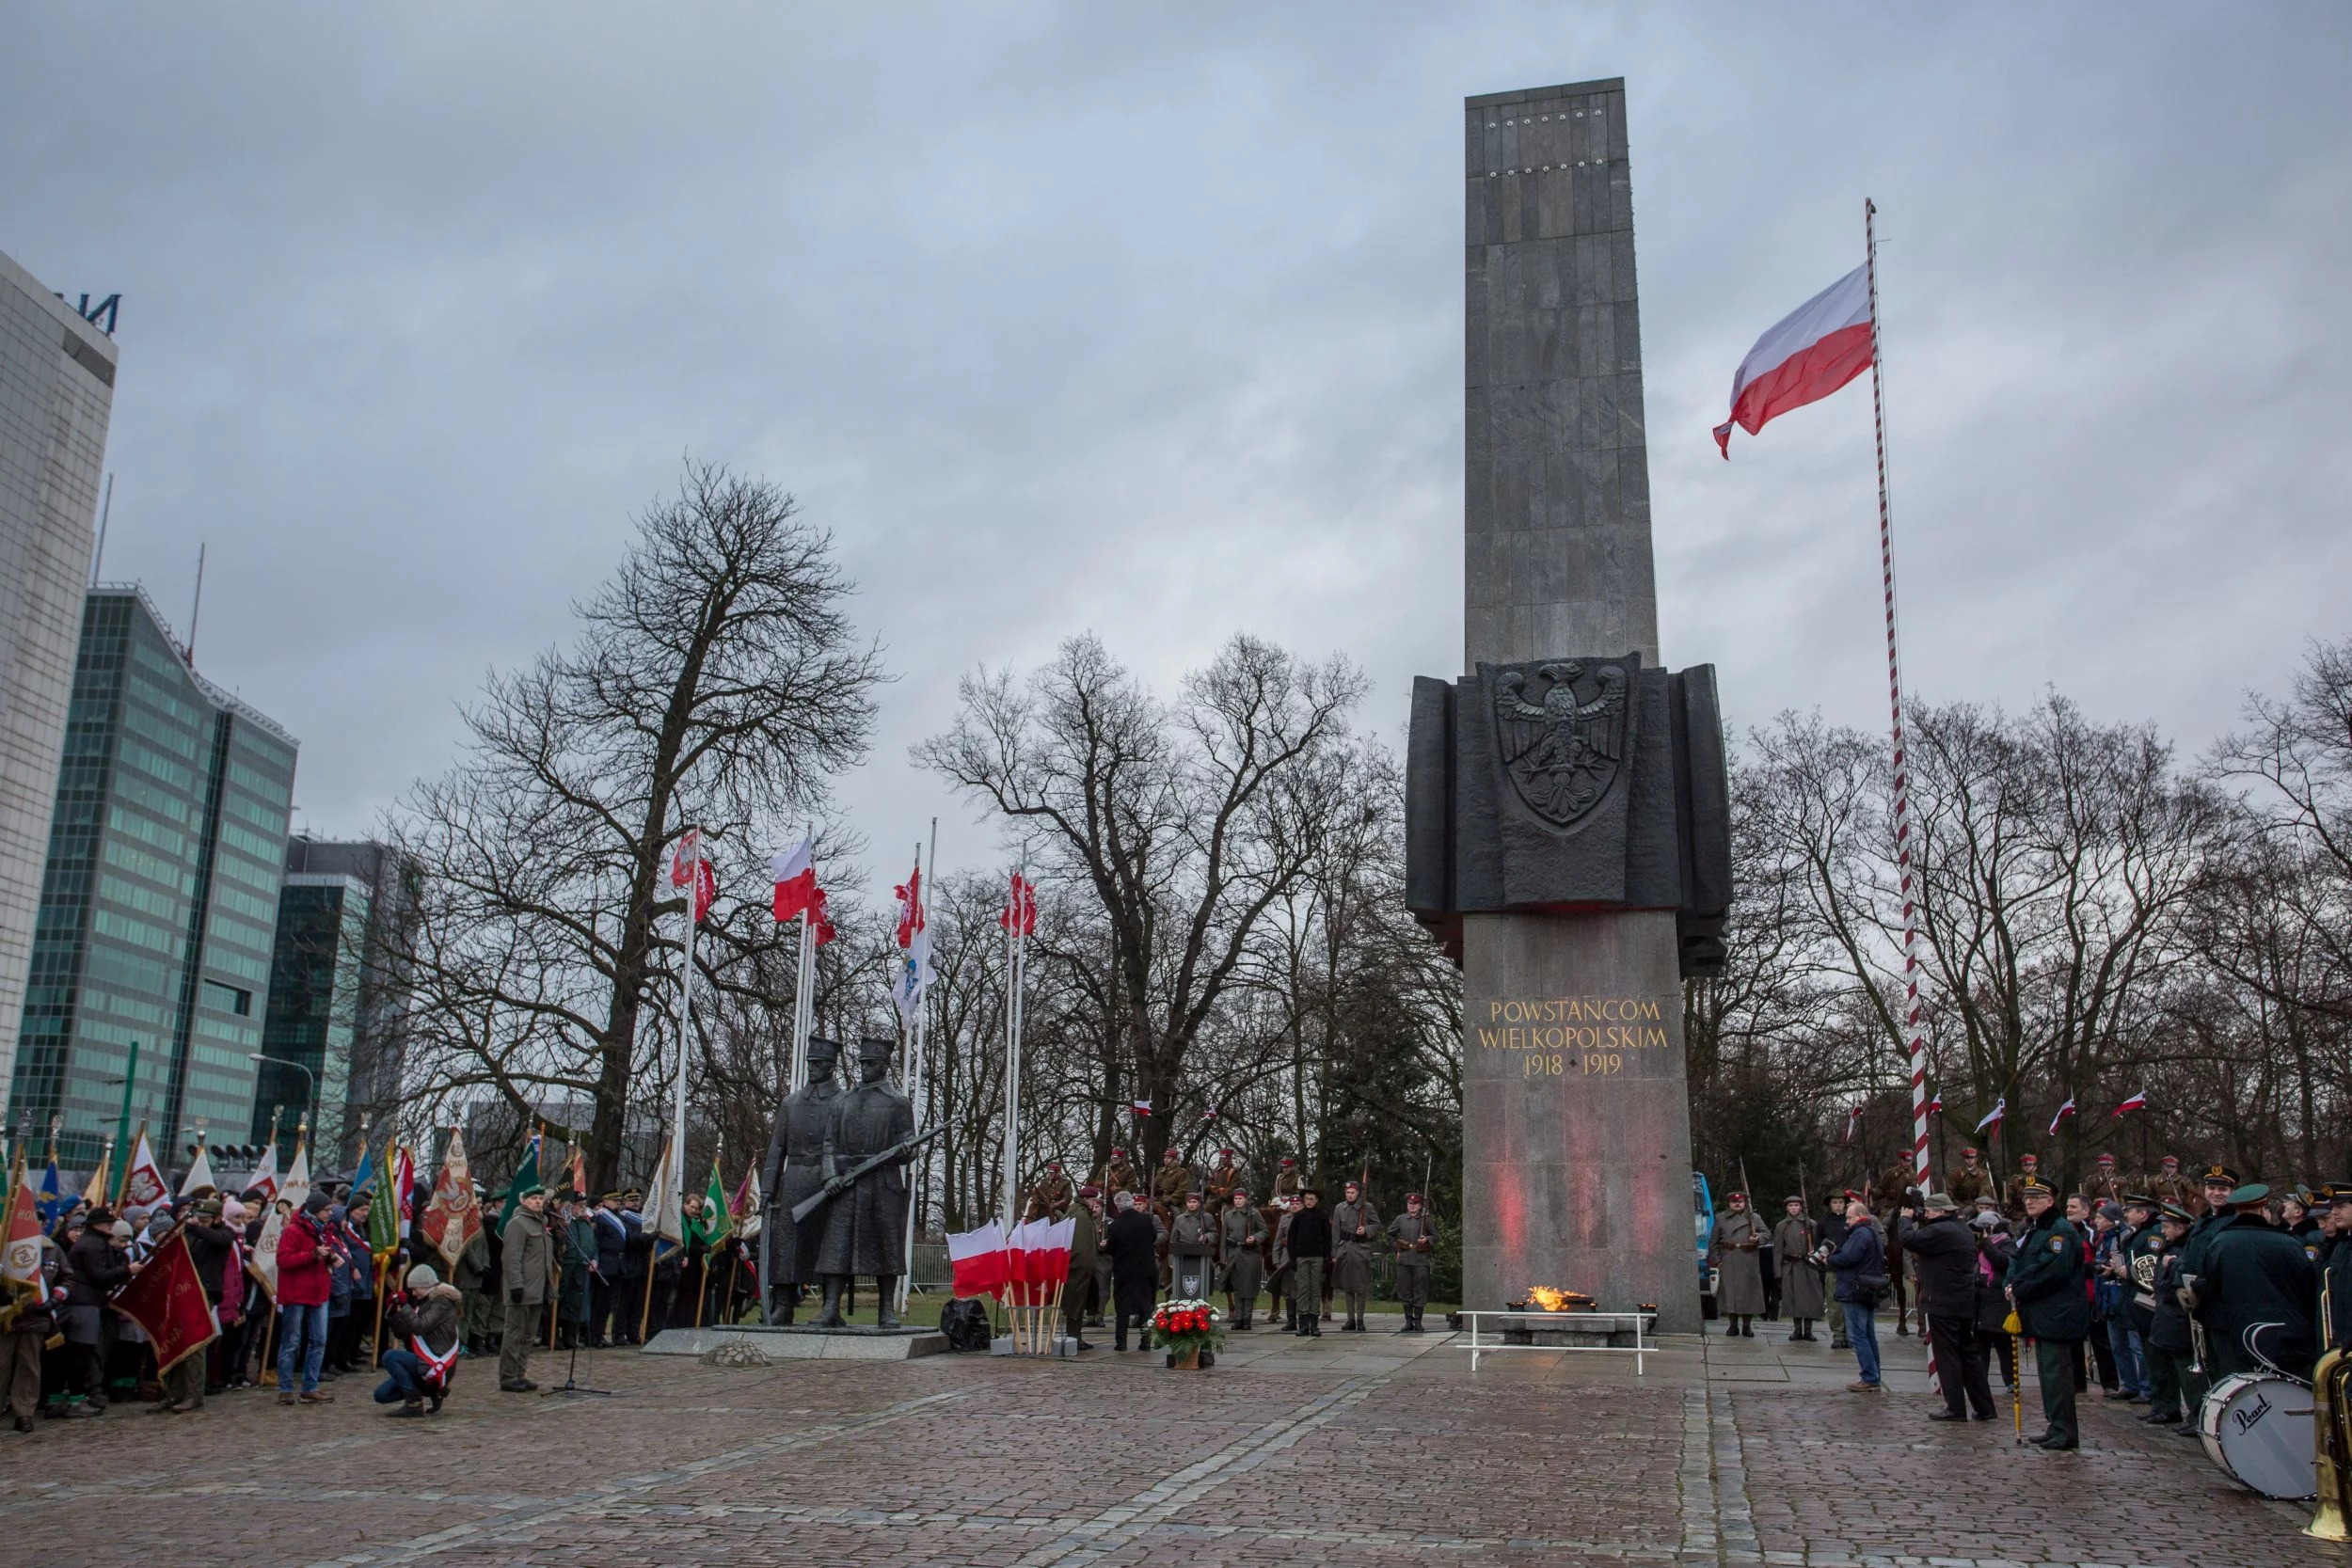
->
[6,1315,2346,1567]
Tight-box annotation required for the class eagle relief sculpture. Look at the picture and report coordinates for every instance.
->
[1493,660,1628,828]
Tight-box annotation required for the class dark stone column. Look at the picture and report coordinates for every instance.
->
[1460,78,1701,1332]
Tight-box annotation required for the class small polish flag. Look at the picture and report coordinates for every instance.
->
[1130,1098,1152,1117]
[672,830,715,922]
[2047,1098,2077,1137]
[1842,1105,1862,1143]
[2111,1089,2147,1119]
[946,1221,1009,1300]
[771,835,817,924]
[1923,1087,1944,1117]
[809,886,837,947]
[1973,1098,2007,1134]
[1712,263,1874,457]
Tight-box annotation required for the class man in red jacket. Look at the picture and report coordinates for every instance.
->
[276,1193,343,1406]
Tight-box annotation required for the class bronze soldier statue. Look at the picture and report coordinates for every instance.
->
[759,1036,843,1324]
[813,1036,917,1329]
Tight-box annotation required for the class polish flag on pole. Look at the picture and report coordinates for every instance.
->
[1842,1105,1863,1143]
[771,835,817,924]
[1129,1098,1152,1117]
[1000,873,1038,936]
[2111,1089,2147,1118]
[1973,1098,2007,1134]
[2047,1098,2077,1137]
[946,1221,1009,1299]
[809,886,837,946]
[672,830,716,923]
[1712,263,1874,457]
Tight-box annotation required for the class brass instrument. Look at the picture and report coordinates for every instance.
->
[2312,1273,2351,1542]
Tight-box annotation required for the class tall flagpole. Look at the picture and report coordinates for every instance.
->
[898,823,935,1314]
[1866,199,1931,1184]
[671,836,697,1243]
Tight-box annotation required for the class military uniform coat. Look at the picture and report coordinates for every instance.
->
[1772,1215,1824,1317]
[501,1206,558,1307]
[1387,1211,1438,1307]
[1168,1208,1218,1298]
[1946,1164,1990,1206]
[1218,1205,1267,1298]
[1711,1210,1767,1313]
[814,1077,915,1277]
[2199,1214,2321,1375]
[1331,1198,1380,1295]
[760,1074,843,1292]
[1152,1161,1196,1208]
[2004,1212,2090,1341]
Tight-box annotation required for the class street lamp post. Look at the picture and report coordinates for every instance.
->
[249,1054,314,1150]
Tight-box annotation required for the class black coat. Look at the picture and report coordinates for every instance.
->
[1287,1206,1334,1261]
[183,1218,237,1305]
[2005,1211,2090,1341]
[1895,1214,1979,1319]
[65,1230,129,1307]
[2200,1214,2321,1373]
[1105,1210,1160,1287]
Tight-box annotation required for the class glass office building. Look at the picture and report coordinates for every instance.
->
[0,249,118,1102]
[5,585,297,1169]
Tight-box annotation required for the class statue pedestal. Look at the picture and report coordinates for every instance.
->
[1461,910,1701,1333]
[642,1323,946,1361]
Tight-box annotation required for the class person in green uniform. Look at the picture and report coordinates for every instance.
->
[2319,1187,2352,1358]
[1062,1185,1099,1351]
[557,1192,596,1350]
[1385,1194,1438,1334]
[2141,1203,2196,1432]
[2193,1182,2321,1378]
[2004,1179,2090,1449]
[1217,1188,1267,1329]
[2173,1163,2242,1416]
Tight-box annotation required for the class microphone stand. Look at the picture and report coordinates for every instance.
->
[543,1296,616,1400]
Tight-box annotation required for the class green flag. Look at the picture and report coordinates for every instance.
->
[367,1137,403,1257]
[698,1159,734,1247]
[498,1132,541,1234]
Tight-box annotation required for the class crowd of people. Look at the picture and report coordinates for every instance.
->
[0,1171,765,1431]
[1708,1148,2352,1452]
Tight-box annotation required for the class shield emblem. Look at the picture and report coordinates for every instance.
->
[1491,660,1629,828]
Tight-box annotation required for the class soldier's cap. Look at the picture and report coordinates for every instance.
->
[1078,1184,1100,1198]
[196,1196,224,1217]
[1110,1148,1125,1157]
[1725,1191,1747,1203]
[2122,1193,2156,1210]
[2292,1183,2314,1205]
[2226,1182,2270,1210]
[2018,1179,2053,1196]
[2327,1187,2352,1209]
[1961,1147,1979,1157]
[2201,1164,2240,1186]
[2159,1155,2180,1167]
[1279,1157,1295,1166]
[805,1034,842,1057]
[1045,1161,1062,1171]
[601,1191,625,1204]
[856,1035,896,1062]
[516,1183,548,1200]
[1231,1186,1249,1199]
[1919,1192,1957,1211]
[1840,1189,1865,1202]
[2159,1202,2195,1224]
[1406,1192,1422,1203]
[1219,1148,1233,1157]
[1343,1179,1360,1190]
[2019,1154,2039,1164]
[1783,1195,1804,1206]
[2095,1152,2117,1164]
[623,1188,644,1202]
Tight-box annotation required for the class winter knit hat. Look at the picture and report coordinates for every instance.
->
[405,1263,440,1291]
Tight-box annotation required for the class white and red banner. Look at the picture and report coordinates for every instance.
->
[420,1130,483,1270]
[245,1140,280,1204]
[809,887,837,947]
[118,1126,168,1211]
[771,835,817,924]
[2047,1098,2077,1137]
[2111,1089,2147,1119]
[1842,1105,1862,1143]
[1712,263,1873,457]
[947,1220,1010,1299]
[1973,1098,2007,1135]
[178,1137,218,1199]
[672,829,716,923]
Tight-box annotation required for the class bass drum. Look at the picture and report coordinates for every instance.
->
[2200,1371,2316,1500]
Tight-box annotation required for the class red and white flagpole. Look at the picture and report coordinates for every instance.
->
[1866,199,1931,1184]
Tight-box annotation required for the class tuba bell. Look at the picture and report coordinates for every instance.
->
[2312,1273,2352,1542]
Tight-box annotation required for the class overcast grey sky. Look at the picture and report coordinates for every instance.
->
[6,4,2347,906]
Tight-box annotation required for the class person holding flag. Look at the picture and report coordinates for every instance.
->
[4,1148,66,1431]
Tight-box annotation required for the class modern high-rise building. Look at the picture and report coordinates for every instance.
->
[0,248,119,1102]
[5,585,297,1170]
[258,838,418,1169]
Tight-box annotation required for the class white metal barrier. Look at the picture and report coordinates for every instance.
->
[1453,1309,1652,1375]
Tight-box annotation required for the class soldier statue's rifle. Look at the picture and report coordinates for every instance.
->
[789,1127,942,1225]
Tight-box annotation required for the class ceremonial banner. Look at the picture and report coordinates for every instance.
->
[246,1204,284,1301]
[179,1138,218,1199]
[697,1159,734,1246]
[111,1227,219,1372]
[278,1132,313,1212]
[245,1140,279,1204]
[499,1130,542,1233]
[81,1141,113,1208]
[420,1130,484,1269]
[118,1124,169,1211]
[37,1154,71,1228]
[4,1149,44,1294]
[368,1139,405,1258]
[771,834,817,923]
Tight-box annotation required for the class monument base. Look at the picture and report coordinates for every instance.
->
[1498,1311,1655,1349]
[1462,909,1702,1335]
[991,1333,1080,1358]
[642,1323,946,1361]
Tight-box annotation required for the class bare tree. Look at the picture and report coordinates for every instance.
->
[388,463,884,1190]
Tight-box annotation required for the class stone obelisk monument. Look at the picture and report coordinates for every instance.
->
[1451,78,1706,1331]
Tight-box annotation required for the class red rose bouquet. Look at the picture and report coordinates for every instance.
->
[1149,1297,1225,1357]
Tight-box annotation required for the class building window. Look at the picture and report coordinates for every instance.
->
[201,978,252,1016]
